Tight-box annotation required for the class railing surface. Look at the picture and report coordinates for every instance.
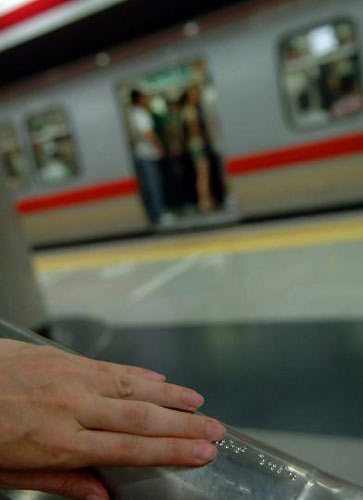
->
[1,317,363,499]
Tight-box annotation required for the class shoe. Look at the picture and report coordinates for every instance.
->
[159,212,176,227]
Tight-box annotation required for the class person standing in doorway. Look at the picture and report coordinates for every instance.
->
[164,99,188,212]
[182,85,214,213]
[129,90,170,225]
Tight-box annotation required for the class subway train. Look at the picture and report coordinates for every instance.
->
[0,0,363,247]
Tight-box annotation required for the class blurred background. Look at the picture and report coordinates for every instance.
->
[1,0,363,490]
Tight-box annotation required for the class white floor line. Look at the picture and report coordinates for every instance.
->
[130,255,199,302]
[37,271,69,286]
[99,263,135,279]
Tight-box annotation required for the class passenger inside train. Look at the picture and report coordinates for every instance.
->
[0,125,28,188]
[28,111,78,183]
[129,89,170,226]
[281,19,362,128]
[121,59,227,226]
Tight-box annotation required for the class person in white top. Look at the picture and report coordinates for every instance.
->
[129,90,167,224]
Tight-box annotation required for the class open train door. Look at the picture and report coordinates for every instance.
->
[117,58,241,232]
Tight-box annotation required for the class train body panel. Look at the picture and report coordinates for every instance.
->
[232,153,363,217]
[21,196,148,246]
[1,0,363,245]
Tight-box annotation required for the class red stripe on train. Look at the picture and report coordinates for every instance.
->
[0,0,74,30]
[16,178,139,214]
[226,132,363,175]
[16,132,363,215]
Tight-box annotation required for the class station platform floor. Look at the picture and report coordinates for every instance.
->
[33,210,363,487]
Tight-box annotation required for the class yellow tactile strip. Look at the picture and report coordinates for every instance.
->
[34,217,363,273]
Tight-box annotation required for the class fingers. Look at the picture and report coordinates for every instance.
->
[133,379,204,411]
[79,398,226,441]
[0,469,109,500]
[91,372,204,411]
[117,365,166,382]
[94,359,166,382]
[76,431,218,467]
[71,354,166,382]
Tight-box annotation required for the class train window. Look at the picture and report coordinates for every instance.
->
[117,59,227,226]
[0,124,29,186]
[280,20,363,128]
[27,109,79,183]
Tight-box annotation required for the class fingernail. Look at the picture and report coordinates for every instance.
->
[206,421,226,442]
[181,390,204,408]
[146,372,166,381]
[193,442,217,462]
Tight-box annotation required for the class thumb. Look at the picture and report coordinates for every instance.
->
[0,469,109,500]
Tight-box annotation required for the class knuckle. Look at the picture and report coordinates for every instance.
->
[115,376,133,398]
[161,383,173,402]
[168,438,184,464]
[123,403,149,433]
[184,415,200,438]
[120,435,140,460]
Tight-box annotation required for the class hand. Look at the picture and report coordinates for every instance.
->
[0,340,225,500]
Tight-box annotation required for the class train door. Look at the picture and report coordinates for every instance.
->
[117,58,239,230]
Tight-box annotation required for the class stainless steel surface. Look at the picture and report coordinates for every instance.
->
[102,426,363,499]
[1,318,363,499]
[0,317,54,346]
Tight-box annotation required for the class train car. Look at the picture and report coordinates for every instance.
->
[0,0,362,247]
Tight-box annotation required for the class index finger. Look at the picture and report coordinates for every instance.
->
[74,431,217,468]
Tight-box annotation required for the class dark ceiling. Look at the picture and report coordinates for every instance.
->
[0,0,246,88]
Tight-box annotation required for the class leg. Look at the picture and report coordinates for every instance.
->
[208,150,228,206]
[195,156,214,213]
[138,160,165,223]
[136,160,155,222]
